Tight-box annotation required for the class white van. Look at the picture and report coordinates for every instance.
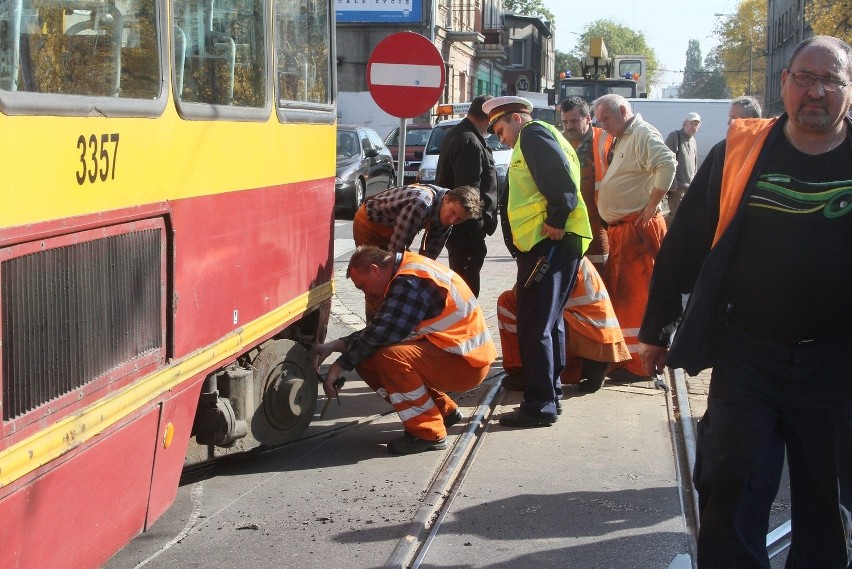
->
[627,98,732,166]
[416,118,512,193]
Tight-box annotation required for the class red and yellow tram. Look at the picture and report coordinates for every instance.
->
[0,0,336,565]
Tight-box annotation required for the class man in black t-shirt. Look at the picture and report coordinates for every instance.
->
[638,36,852,567]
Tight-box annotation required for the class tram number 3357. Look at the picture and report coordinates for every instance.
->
[76,133,120,185]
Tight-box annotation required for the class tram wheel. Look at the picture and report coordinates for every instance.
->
[250,339,319,446]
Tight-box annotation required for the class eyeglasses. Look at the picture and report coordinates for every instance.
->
[787,70,849,93]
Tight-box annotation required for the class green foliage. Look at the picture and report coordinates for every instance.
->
[709,0,767,102]
[679,39,730,99]
[554,50,580,78]
[569,19,662,88]
[503,0,554,22]
[806,0,852,44]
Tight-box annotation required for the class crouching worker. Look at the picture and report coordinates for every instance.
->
[312,245,496,455]
[353,184,482,319]
[498,256,630,394]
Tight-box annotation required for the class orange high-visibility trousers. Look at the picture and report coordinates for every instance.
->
[497,258,630,383]
[356,338,490,441]
[603,212,667,376]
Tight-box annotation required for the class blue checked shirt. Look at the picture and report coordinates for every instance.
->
[364,184,451,259]
[336,253,447,370]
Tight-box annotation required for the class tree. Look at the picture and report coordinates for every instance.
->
[678,39,730,99]
[569,19,662,89]
[806,0,852,44]
[698,54,732,99]
[502,0,553,22]
[679,40,704,98]
[554,50,580,79]
[710,0,767,102]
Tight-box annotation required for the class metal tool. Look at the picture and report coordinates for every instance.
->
[318,375,346,419]
[653,372,669,393]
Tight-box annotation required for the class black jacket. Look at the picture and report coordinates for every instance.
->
[434,117,499,235]
[640,116,768,374]
[639,114,852,374]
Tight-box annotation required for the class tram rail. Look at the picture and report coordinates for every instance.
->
[121,362,792,569]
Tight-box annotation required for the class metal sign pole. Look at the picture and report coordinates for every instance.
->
[396,117,407,187]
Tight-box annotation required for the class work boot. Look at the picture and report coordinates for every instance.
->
[578,359,610,393]
[387,432,447,455]
[443,408,464,428]
[607,367,652,384]
[498,409,557,428]
[501,372,526,391]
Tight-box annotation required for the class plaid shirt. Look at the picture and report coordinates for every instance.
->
[364,184,451,259]
[336,253,447,370]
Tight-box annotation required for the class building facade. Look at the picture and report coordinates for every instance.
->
[334,0,554,136]
[501,13,554,96]
[764,0,812,116]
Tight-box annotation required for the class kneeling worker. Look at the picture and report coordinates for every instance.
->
[498,256,630,394]
[312,245,496,455]
[354,184,482,319]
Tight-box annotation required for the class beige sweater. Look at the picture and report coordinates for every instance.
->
[597,114,677,224]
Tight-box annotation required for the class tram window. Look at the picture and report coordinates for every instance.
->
[0,0,160,99]
[274,0,331,108]
[172,0,266,108]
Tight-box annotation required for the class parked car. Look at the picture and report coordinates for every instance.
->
[384,123,433,185]
[416,119,511,194]
[335,125,396,216]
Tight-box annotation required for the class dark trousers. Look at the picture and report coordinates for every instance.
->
[446,219,487,296]
[514,235,581,419]
[695,325,852,568]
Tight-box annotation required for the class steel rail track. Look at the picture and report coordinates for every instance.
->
[665,367,792,564]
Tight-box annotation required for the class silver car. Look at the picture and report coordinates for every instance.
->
[416,118,511,194]
[335,125,396,216]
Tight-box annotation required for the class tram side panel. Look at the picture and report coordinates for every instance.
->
[0,0,337,562]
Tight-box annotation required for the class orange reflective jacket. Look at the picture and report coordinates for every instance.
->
[398,252,497,367]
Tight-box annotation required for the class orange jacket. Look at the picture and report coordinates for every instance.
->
[592,127,611,190]
[564,257,624,345]
[398,252,496,367]
[713,118,775,247]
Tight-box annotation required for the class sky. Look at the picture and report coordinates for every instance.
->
[542,0,740,93]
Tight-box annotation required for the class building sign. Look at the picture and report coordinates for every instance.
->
[336,0,422,23]
[515,75,529,92]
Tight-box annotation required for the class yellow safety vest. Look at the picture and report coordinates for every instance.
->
[507,120,591,252]
[397,252,497,367]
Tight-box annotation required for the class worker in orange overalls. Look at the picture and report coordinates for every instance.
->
[559,96,612,275]
[593,94,676,381]
[497,256,630,394]
[312,245,496,455]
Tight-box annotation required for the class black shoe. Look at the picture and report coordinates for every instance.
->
[556,400,563,415]
[499,409,557,428]
[607,367,652,384]
[387,433,448,455]
[443,408,464,428]
[578,359,610,393]
[501,373,526,391]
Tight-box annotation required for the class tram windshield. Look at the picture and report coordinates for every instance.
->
[0,0,160,98]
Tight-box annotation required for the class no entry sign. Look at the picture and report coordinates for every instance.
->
[367,32,445,118]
